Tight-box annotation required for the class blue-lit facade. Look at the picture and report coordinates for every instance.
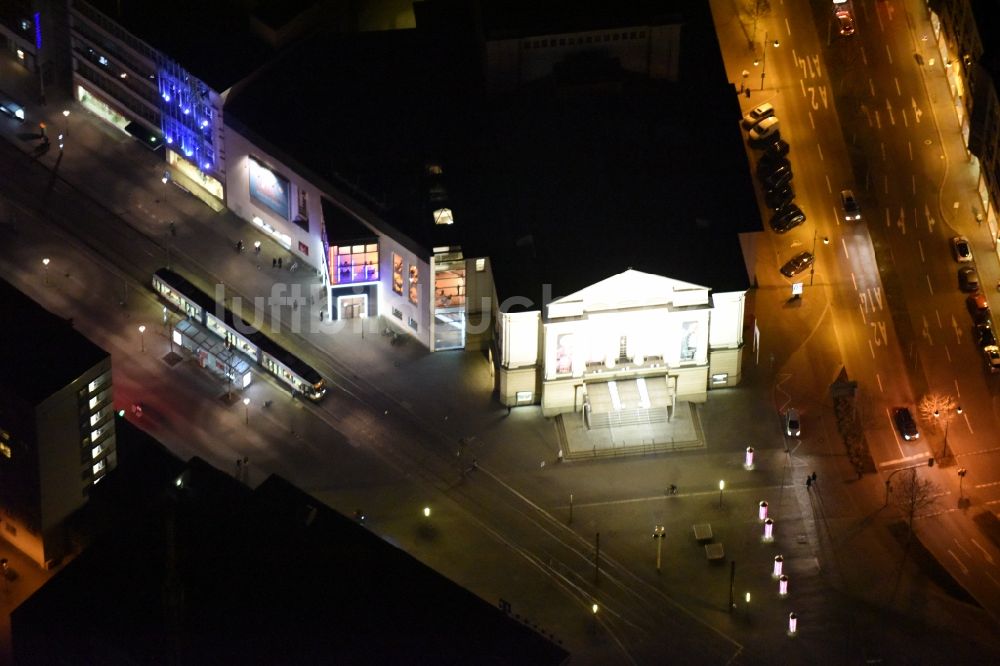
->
[157,60,216,174]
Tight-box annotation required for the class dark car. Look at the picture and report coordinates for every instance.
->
[770,204,806,234]
[765,184,795,210]
[840,189,861,221]
[893,407,919,441]
[967,292,991,323]
[975,322,997,349]
[779,251,814,277]
[762,164,793,191]
[765,139,790,158]
[757,155,791,178]
[959,266,980,292]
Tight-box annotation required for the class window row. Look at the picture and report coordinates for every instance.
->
[522,30,646,49]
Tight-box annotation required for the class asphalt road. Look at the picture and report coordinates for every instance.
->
[728,0,1000,621]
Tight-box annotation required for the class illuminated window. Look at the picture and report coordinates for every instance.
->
[332,243,379,284]
[93,459,106,475]
[433,208,454,225]
[91,445,102,459]
[476,258,485,272]
[88,372,109,393]
[0,442,11,459]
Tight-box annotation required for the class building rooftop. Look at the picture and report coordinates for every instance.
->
[12,455,569,664]
[80,0,291,91]
[0,277,109,405]
[226,1,756,307]
[477,0,684,39]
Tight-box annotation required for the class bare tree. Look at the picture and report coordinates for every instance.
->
[890,468,940,532]
[918,392,957,434]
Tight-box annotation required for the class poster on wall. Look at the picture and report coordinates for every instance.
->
[555,333,574,375]
[680,321,700,361]
[249,156,290,219]
[408,265,419,305]
[392,254,404,294]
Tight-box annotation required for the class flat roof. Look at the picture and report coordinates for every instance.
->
[0,277,109,404]
[80,0,282,91]
[226,1,756,305]
[478,0,684,39]
[12,457,569,664]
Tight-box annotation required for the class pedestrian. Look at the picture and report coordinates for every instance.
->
[272,258,277,268]
[319,310,324,322]
[806,477,812,489]
[278,257,283,268]
[669,484,677,495]
[811,471,817,482]
[745,88,751,99]
[293,301,298,310]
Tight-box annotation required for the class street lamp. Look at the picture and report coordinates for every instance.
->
[243,397,250,425]
[652,525,666,572]
[42,257,50,285]
[809,232,830,287]
[138,324,146,352]
[755,31,780,91]
[933,405,962,460]
[718,480,725,508]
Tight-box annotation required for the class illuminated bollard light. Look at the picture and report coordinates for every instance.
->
[758,500,768,522]
[762,518,775,543]
[788,611,798,636]
[744,446,755,470]
[773,554,784,578]
[779,574,789,597]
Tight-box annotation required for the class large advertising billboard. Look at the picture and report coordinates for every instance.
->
[249,156,290,219]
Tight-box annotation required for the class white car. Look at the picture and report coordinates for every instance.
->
[742,103,775,130]
[748,116,780,142]
[784,408,801,437]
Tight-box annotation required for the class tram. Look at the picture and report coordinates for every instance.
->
[152,268,327,400]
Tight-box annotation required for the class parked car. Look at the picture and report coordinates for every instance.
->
[893,407,919,441]
[764,139,790,158]
[967,292,991,323]
[749,117,780,142]
[840,190,861,221]
[770,204,806,234]
[761,164,793,191]
[784,408,801,437]
[983,345,1000,374]
[742,103,775,130]
[959,266,980,292]
[951,236,973,262]
[975,322,997,349]
[836,10,856,36]
[765,184,795,210]
[780,251,814,277]
[757,154,791,178]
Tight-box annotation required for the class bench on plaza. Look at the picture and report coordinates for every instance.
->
[692,523,713,542]
[704,542,725,561]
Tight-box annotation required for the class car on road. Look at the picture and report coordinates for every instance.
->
[836,10,856,36]
[893,407,919,441]
[770,204,806,234]
[959,266,980,292]
[761,163,793,191]
[840,190,861,221]
[765,184,795,210]
[764,139,790,158]
[967,292,990,323]
[983,345,1000,374]
[975,322,997,349]
[784,408,801,437]
[749,116,780,143]
[779,251,815,277]
[951,236,973,262]
[742,103,775,130]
